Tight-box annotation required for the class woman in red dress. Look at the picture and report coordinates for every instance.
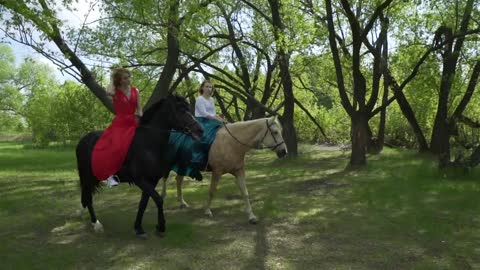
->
[91,68,143,187]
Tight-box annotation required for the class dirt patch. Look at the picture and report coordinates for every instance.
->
[298,177,350,194]
[225,194,243,200]
[316,144,344,151]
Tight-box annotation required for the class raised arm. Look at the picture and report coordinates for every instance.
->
[135,88,143,117]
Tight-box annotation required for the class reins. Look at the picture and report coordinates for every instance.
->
[222,119,285,150]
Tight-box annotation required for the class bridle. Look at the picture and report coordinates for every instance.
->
[223,119,285,150]
[176,113,200,137]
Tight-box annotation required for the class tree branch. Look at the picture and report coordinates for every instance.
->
[294,97,328,140]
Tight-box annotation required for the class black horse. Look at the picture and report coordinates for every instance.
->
[76,94,203,238]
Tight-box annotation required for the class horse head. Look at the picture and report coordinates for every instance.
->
[263,116,288,158]
[168,94,204,140]
[141,94,203,140]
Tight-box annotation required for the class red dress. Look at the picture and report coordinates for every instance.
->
[91,87,139,180]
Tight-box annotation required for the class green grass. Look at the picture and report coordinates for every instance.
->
[1,141,480,269]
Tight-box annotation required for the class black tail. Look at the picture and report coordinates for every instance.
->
[76,131,102,208]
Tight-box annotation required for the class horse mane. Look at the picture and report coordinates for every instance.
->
[140,94,192,126]
[139,98,166,126]
[226,118,263,128]
[226,117,280,131]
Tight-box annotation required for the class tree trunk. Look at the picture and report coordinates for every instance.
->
[431,0,473,165]
[350,112,369,167]
[430,121,451,167]
[280,77,298,156]
[145,0,180,109]
[430,43,456,164]
[385,70,429,151]
[375,15,389,153]
[269,0,298,156]
[178,64,196,113]
[279,115,298,157]
[243,100,255,121]
[251,66,276,119]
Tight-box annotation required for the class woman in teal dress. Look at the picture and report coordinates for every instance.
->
[168,80,226,180]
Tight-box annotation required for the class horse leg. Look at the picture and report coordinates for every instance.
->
[80,174,103,232]
[86,205,103,232]
[161,177,168,199]
[176,175,189,208]
[205,171,221,218]
[77,132,104,232]
[134,179,166,237]
[133,191,149,238]
[233,169,257,224]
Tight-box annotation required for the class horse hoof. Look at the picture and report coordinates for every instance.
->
[249,218,258,225]
[134,228,147,239]
[155,225,166,238]
[136,232,148,239]
[92,220,104,232]
[205,209,213,218]
[155,225,165,234]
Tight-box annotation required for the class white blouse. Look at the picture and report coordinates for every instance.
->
[195,95,216,117]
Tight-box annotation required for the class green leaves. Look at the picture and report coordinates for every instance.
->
[0,44,23,132]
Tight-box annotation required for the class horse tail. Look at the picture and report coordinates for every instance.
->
[76,131,102,208]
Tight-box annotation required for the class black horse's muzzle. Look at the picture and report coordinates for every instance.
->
[181,117,203,141]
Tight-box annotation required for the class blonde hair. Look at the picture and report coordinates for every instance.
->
[198,80,214,95]
[106,68,131,95]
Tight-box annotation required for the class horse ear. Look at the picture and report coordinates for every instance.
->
[271,115,282,129]
[267,116,276,126]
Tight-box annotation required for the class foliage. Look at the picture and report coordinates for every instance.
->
[0,43,24,132]
[50,81,112,143]
[1,0,479,159]
[0,52,112,146]
[291,54,351,144]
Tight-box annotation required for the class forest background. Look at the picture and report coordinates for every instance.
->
[0,0,479,169]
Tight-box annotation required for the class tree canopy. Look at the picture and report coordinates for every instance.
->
[1,0,479,168]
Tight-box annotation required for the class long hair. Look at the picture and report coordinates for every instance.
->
[106,68,131,95]
[198,80,214,95]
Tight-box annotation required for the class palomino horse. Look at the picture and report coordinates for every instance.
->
[161,116,287,224]
[76,94,203,238]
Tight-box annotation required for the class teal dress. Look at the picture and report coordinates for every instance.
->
[167,117,222,180]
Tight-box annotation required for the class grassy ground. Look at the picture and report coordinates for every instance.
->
[1,141,479,270]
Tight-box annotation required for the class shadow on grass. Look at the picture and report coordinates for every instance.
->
[2,142,480,269]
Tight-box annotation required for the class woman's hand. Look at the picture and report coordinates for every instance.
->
[216,115,228,123]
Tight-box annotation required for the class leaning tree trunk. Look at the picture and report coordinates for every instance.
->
[375,83,388,153]
[385,70,430,152]
[376,23,389,153]
[145,1,181,110]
